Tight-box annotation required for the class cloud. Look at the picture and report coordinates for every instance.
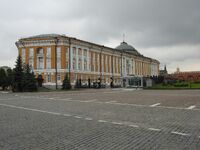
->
[0,0,199,72]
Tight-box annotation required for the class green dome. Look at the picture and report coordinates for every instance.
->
[115,41,141,55]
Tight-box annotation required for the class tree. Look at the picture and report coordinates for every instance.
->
[12,55,24,92]
[0,68,7,90]
[62,73,71,90]
[37,75,44,87]
[5,68,13,90]
[22,64,37,92]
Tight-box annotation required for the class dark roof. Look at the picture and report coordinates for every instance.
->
[115,41,141,56]
[25,34,64,39]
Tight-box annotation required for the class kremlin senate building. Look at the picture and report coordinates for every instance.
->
[15,34,159,88]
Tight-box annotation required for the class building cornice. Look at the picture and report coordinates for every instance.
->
[16,34,159,64]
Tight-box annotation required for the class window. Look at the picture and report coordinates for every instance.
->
[72,47,76,70]
[57,47,61,69]
[78,48,82,56]
[46,47,51,69]
[126,60,130,75]
[22,48,26,63]
[66,48,69,69]
[47,74,51,82]
[73,58,76,70]
[78,58,82,70]
[73,47,76,55]
[37,48,44,69]
[57,74,61,81]
[38,57,44,69]
[29,48,34,57]
[84,59,87,71]
[46,47,51,57]
[37,49,43,54]
[29,59,33,68]
[29,48,34,68]
[84,49,87,56]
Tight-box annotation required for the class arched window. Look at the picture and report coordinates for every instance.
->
[37,48,43,54]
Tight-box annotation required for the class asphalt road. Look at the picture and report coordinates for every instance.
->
[0,89,200,150]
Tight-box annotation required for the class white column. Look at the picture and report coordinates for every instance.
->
[110,56,112,74]
[76,48,78,71]
[93,52,95,72]
[102,54,104,74]
[124,58,126,76]
[97,54,100,72]
[105,55,107,73]
[69,46,73,70]
[133,59,135,75]
[87,49,89,71]
[113,56,115,75]
[82,49,84,72]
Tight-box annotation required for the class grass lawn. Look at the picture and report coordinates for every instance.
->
[147,83,200,89]
[190,83,200,88]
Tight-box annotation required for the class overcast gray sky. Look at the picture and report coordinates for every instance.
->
[0,0,200,73]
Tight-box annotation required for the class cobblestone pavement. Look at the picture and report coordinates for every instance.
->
[0,89,200,150]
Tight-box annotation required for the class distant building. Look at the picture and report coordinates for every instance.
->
[15,34,160,88]
[169,68,200,82]
[159,65,168,76]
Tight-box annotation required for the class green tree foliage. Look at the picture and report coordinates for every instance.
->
[12,55,24,92]
[6,68,13,88]
[0,68,7,90]
[37,75,44,87]
[22,64,37,92]
[62,73,71,90]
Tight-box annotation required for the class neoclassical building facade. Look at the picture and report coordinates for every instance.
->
[16,34,159,87]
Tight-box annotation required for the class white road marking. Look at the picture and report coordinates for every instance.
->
[0,103,197,137]
[150,103,161,107]
[74,116,82,119]
[0,92,9,94]
[0,98,22,101]
[105,101,117,103]
[187,105,196,110]
[83,99,97,103]
[0,103,63,115]
[123,89,135,91]
[128,124,139,128]
[111,122,123,125]
[6,95,200,111]
[98,120,108,123]
[63,114,72,117]
[56,98,73,101]
[148,128,161,131]
[171,131,190,136]
[85,118,93,121]
[103,92,115,94]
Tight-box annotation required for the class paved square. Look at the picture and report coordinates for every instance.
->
[0,89,200,150]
